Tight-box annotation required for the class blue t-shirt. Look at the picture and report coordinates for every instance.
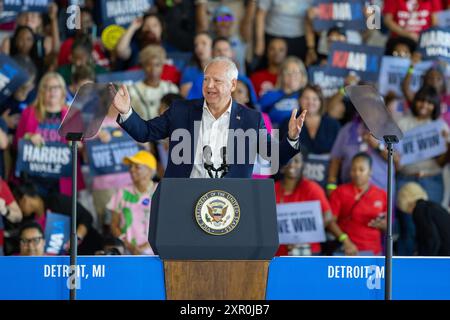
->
[259,89,299,126]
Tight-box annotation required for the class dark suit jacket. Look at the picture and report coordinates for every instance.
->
[118,98,299,178]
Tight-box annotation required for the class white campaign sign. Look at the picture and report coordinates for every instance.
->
[276,201,326,244]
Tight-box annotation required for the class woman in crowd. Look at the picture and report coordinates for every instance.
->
[14,72,85,197]
[395,86,449,255]
[275,152,340,256]
[128,45,179,120]
[280,84,340,155]
[259,56,307,127]
[397,182,450,256]
[329,152,387,256]
[179,32,212,97]
[108,151,158,255]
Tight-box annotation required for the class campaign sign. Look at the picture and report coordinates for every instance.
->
[328,42,384,82]
[378,56,434,96]
[277,201,326,244]
[436,10,450,28]
[303,153,331,189]
[312,0,366,31]
[418,27,450,62]
[0,11,17,23]
[44,212,70,256]
[86,130,142,176]
[96,69,145,85]
[100,0,153,27]
[3,0,52,12]
[16,140,72,178]
[398,120,447,166]
[308,66,346,98]
[0,54,29,105]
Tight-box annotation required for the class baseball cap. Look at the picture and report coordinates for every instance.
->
[123,150,157,170]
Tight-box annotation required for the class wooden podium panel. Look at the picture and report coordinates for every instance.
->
[164,260,270,300]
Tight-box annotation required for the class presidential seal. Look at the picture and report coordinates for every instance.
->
[195,190,240,235]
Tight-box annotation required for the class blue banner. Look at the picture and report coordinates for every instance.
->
[0,256,165,300]
[302,153,331,189]
[100,0,153,27]
[328,42,384,82]
[1,256,450,300]
[44,212,70,256]
[418,27,450,62]
[86,129,142,176]
[308,66,346,98]
[267,257,450,300]
[436,10,450,27]
[0,54,28,105]
[96,69,145,85]
[312,0,365,31]
[16,140,72,178]
[3,0,53,12]
[0,11,17,23]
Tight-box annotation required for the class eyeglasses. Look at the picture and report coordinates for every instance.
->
[44,85,62,92]
[392,51,411,58]
[20,237,44,246]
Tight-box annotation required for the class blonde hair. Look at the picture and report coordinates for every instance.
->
[139,45,167,66]
[35,72,67,122]
[277,56,308,89]
[396,182,428,213]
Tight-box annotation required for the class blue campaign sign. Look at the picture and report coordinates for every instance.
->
[312,0,366,31]
[436,10,450,27]
[328,42,384,82]
[96,69,145,85]
[0,256,166,300]
[308,66,345,98]
[86,129,142,176]
[16,140,72,179]
[266,257,450,300]
[3,0,53,12]
[418,27,450,62]
[44,212,70,255]
[100,0,153,27]
[0,11,17,23]
[302,153,331,189]
[0,54,29,105]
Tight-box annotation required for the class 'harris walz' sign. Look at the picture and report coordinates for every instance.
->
[100,0,153,27]
[86,130,142,176]
[0,54,28,105]
[418,27,450,62]
[312,0,365,31]
[328,42,384,82]
[16,140,71,178]
[3,0,53,12]
[308,66,346,98]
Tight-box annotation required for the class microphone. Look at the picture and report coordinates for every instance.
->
[203,145,214,178]
[218,146,229,178]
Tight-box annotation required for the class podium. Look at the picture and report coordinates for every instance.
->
[150,178,278,300]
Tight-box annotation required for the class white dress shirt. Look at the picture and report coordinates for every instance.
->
[190,100,232,178]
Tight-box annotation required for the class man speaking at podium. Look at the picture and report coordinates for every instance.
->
[110,56,306,178]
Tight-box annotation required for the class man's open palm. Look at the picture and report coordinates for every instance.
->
[288,109,307,140]
[110,83,131,114]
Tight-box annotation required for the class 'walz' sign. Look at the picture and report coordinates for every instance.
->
[418,27,450,62]
[16,140,71,178]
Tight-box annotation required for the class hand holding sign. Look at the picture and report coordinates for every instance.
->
[30,133,45,147]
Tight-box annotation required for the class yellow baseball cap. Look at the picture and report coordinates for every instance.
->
[123,150,157,170]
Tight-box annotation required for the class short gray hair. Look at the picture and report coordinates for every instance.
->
[204,56,238,81]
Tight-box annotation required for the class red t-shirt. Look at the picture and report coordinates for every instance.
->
[0,179,15,250]
[250,69,278,98]
[329,183,387,255]
[383,0,442,35]
[274,179,332,255]
[58,38,111,69]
